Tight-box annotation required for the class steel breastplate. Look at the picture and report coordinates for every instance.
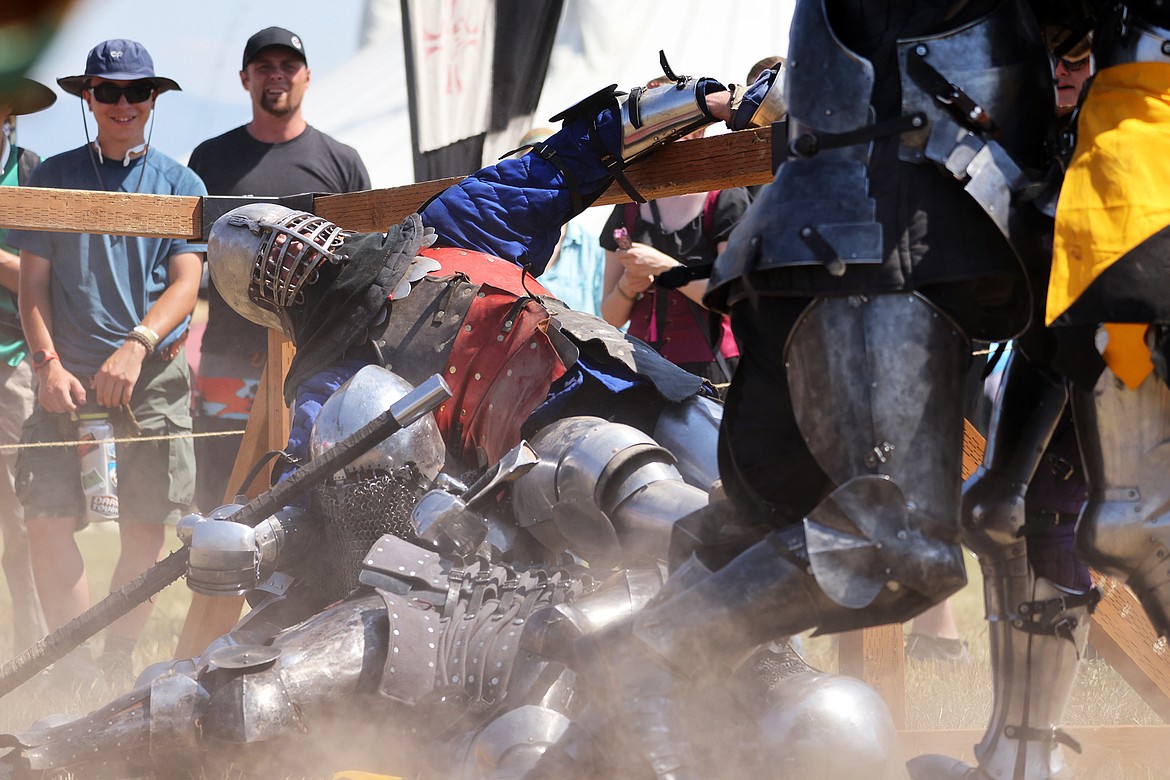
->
[896,0,1051,171]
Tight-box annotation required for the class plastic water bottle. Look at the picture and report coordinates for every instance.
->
[77,412,118,523]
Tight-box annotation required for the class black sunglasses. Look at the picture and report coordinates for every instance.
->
[87,81,156,104]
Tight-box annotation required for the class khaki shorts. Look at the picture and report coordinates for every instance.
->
[16,352,195,525]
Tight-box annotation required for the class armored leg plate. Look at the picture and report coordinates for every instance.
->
[1073,371,1170,636]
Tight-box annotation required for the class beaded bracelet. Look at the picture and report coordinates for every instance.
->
[126,329,156,354]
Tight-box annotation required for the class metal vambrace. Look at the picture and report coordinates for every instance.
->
[179,505,312,597]
[511,417,710,569]
[618,77,722,164]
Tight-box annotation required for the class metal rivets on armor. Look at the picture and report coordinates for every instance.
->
[452,675,460,683]
[392,613,399,619]
[530,342,537,349]
[474,372,481,380]
[915,44,928,57]
[800,226,812,238]
[497,335,505,342]
[448,366,456,374]
[465,324,472,332]
[1163,40,1170,56]
[393,647,400,653]
[429,643,436,649]
[506,369,513,377]
[393,629,400,636]
[477,291,486,298]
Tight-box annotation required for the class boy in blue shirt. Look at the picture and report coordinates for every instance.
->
[7,40,206,685]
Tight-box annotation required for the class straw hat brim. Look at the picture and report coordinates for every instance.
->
[0,76,57,116]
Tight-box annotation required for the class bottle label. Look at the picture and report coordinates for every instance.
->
[90,494,119,520]
[78,421,118,522]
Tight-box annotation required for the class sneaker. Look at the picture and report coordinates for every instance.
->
[904,633,970,664]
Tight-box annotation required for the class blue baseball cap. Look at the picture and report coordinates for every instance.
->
[57,39,181,98]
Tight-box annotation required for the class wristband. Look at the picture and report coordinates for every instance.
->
[133,324,160,348]
[31,348,59,371]
[126,328,156,354]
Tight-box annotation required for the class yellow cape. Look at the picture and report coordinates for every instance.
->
[1049,62,1170,325]
[1048,63,1170,387]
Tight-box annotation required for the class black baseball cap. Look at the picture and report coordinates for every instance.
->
[242,27,307,70]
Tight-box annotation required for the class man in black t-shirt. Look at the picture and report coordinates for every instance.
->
[187,26,369,512]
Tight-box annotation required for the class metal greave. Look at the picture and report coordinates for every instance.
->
[1072,371,1170,637]
[972,570,1090,780]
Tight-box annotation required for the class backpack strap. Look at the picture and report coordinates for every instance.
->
[701,189,720,238]
[623,202,639,235]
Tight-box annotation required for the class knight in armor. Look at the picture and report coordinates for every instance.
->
[528,4,1102,779]
[915,7,1170,774]
[908,28,1101,780]
[1042,0,1170,644]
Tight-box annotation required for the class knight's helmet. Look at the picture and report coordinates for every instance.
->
[207,202,351,338]
[310,365,446,597]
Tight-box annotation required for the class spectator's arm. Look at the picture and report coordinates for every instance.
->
[20,248,86,412]
[674,239,729,306]
[92,250,202,408]
[600,248,651,328]
[0,247,19,293]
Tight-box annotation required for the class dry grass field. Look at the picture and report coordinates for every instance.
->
[0,532,1166,778]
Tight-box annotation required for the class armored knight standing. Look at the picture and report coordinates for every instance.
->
[536,3,1095,779]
